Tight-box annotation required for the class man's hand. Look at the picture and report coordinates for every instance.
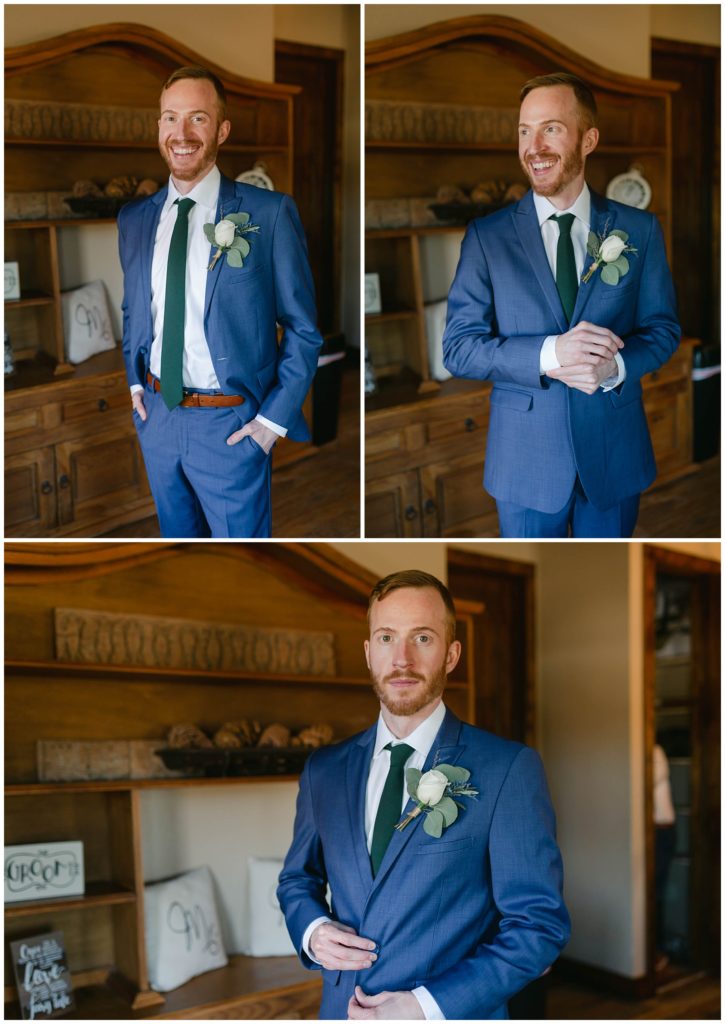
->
[131,391,147,422]
[309,922,377,972]
[347,986,424,1020]
[547,356,617,395]
[555,321,623,368]
[226,418,277,453]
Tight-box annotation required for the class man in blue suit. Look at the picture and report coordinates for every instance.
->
[443,73,680,537]
[118,66,322,537]
[278,570,570,1020]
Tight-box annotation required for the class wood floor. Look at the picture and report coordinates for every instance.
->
[635,456,720,537]
[547,970,720,1020]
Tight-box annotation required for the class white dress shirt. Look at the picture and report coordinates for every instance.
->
[535,184,625,391]
[130,164,285,435]
[302,701,448,1020]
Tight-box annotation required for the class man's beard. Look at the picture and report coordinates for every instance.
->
[520,139,584,198]
[370,662,448,716]
[159,136,218,183]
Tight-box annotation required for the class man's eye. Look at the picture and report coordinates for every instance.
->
[416,634,431,644]
[380,634,393,643]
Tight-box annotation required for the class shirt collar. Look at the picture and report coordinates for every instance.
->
[373,700,447,760]
[164,164,221,214]
[533,182,590,230]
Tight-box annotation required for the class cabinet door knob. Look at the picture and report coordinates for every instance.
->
[404,505,418,521]
[59,474,71,489]
[98,398,109,412]
[464,417,476,431]
[41,480,54,495]
[424,498,437,514]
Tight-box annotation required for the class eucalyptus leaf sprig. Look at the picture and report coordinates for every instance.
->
[204,212,260,271]
[582,225,637,287]
[395,763,479,838]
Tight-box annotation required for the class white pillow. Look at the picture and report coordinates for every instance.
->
[242,857,295,957]
[143,866,228,991]
[61,279,116,364]
[424,299,452,381]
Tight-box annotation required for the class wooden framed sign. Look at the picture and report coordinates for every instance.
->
[10,932,74,1019]
[5,842,84,903]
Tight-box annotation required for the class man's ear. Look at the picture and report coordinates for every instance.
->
[582,126,599,156]
[217,119,231,146]
[363,639,371,670]
[445,640,462,674]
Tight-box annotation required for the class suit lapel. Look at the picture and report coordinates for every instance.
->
[346,726,376,892]
[204,173,241,319]
[369,709,466,890]
[571,189,612,324]
[512,191,569,333]
[140,187,166,336]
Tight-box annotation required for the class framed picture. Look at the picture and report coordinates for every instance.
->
[5,261,21,301]
[10,931,74,1019]
[364,272,382,315]
[5,842,85,904]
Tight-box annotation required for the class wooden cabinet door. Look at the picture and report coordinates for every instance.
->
[55,428,150,528]
[5,446,57,535]
[420,450,499,537]
[365,470,421,537]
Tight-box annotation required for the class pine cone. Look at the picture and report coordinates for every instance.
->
[105,176,139,198]
[293,723,334,748]
[257,723,291,747]
[167,723,213,749]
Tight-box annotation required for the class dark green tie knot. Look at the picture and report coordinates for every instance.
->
[552,212,575,235]
[386,741,415,767]
[175,197,195,216]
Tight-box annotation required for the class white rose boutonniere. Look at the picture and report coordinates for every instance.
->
[582,224,637,286]
[204,212,260,271]
[395,763,479,838]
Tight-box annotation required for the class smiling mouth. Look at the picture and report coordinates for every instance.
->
[529,157,558,175]
[169,143,201,158]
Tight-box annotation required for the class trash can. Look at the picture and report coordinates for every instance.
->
[312,333,346,446]
[692,344,720,462]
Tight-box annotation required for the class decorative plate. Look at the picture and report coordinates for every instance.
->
[236,162,274,191]
[606,166,651,209]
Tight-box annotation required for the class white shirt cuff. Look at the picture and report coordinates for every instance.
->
[412,986,446,1020]
[301,916,331,963]
[130,384,144,395]
[601,351,626,392]
[539,335,561,373]
[255,414,288,437]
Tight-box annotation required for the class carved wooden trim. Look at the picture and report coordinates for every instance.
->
[54,607,336,676]
[366,14,680,99]
[5,22,300,102]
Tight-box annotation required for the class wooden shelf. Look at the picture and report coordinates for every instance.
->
[5,658,470,691]
[366,139,668,155]
[6,777,302,795]
[366,309,418,324]
[5,292,55,308]
[5,879,137,918]
[367,224,465,238]
[6,138,289,154]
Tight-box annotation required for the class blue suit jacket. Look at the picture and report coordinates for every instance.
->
[278,709,570,1019]
[117,173,323,441]
[442,189,680,512]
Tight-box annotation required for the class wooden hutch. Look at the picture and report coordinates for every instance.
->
[365,15,692,537]
[4,542,483,1019]
[4,25,300,538]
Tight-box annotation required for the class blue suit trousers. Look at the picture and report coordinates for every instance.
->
[134,383,272,538]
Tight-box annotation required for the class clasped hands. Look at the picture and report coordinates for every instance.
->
[131,393,277,453]
[310,921,424,1020]
[547,321,623,395]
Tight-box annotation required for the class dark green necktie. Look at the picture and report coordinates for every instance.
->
[551,213,578,323]
[160,197,196,410]
[370,742,415,877]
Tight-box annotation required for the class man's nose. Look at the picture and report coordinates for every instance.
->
[391,641,414,666]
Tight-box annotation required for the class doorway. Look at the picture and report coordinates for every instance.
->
[643,547,720,990]
[447,547,535,744]
[275,40,344,335]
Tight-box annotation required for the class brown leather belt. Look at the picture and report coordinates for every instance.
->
[147,373,244,407]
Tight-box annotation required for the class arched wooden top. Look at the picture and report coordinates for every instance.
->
[5,21,300,101]
[366,14,679,98]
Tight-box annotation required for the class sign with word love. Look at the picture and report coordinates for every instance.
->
[10,932,74,1019]
[5,843,85,904]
